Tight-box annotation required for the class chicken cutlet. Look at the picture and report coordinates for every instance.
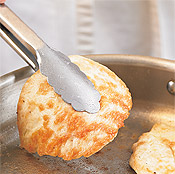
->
[17,55,132,160]
[130,124,175,174]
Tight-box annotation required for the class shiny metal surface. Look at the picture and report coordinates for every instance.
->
[0,4,101,113]
[0,4,44,64]
[1,55,175,173]
[38,46,101,113]
[167,80,175,95]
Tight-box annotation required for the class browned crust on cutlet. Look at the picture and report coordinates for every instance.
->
[17,55,132,160]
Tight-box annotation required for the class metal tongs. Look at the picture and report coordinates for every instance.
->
[0,4,101,113]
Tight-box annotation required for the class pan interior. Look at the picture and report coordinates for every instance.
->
[1,55,175,174]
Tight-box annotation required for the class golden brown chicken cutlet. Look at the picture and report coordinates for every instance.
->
[17,55,132,160]
[130,124,175,174]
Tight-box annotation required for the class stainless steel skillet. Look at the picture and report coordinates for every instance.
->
[0,54,175,174]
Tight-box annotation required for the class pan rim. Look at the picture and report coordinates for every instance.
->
[83,54,175,71]
[1,54,175,89]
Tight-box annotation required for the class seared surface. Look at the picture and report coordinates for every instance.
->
[130,124,175,174]
[17,55,132,160]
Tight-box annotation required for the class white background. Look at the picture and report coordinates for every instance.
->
[0,0,174,76]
